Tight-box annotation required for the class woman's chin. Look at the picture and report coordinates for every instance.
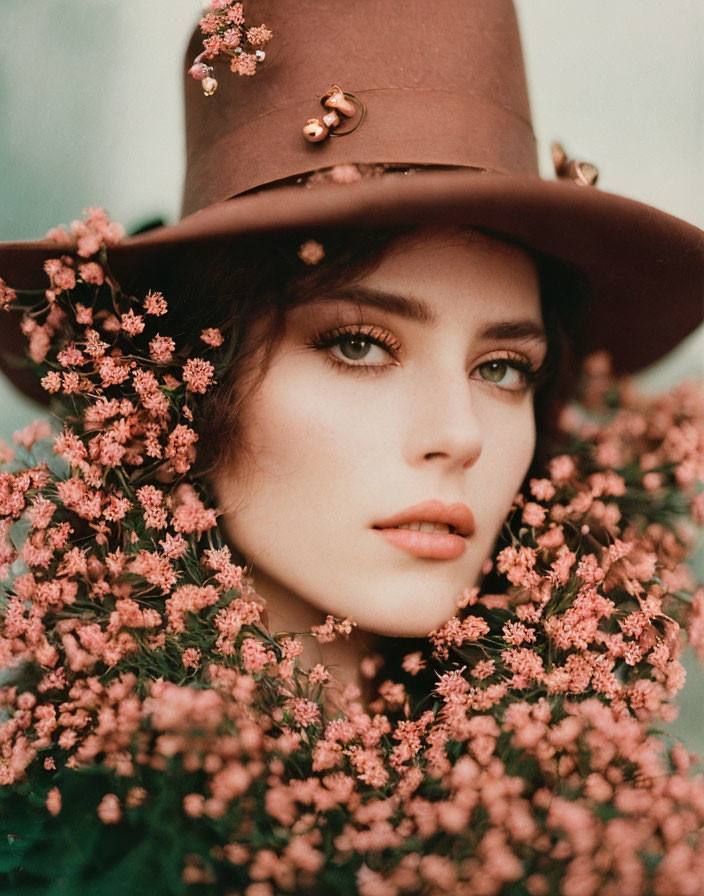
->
[335,598,461,639]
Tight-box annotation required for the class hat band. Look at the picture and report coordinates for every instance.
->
[182,87,539,217]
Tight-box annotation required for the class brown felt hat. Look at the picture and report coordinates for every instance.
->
[1,0,703,403]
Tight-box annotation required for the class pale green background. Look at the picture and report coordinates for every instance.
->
[1,1,703,746]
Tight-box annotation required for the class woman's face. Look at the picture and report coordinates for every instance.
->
[215,229,546,637]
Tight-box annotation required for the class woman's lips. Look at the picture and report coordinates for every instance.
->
[374,527,467,560]
[372,500,475,560]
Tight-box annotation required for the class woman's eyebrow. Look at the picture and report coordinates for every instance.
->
[477,320,547,343]
[319,285,437,324]
[310,285,546,342]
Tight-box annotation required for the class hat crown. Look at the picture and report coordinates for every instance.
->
[182,0,537,216]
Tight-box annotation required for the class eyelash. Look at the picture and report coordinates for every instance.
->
[306,324,542,390]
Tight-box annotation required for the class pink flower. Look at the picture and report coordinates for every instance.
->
[222,28,241,49]
[200,327,224,347]
[109,598,161,633]
[522,502,546,528]
[182,647,202,669]
[687,588,704,661]
[41,371,62,393]
[83,329,107,358]
[182,358,215,394]
[75,304,94,326]
[335,617,355,637]
[289,697,321,728]
[357,865,396,896]
[430,615,490,659]
[226,3,245,25]
[549,454,576,484]
[49,429,88,467]
[240,637,272,672]
[13,419,52,449]
[132,368,169,416]
[149,335,175,363]
[0,438,14,465]
[214,599,261,652]
[199,13,220,34]
[56,477,102,520]
[183,793,205,817]
[57,342,86,368]
[131,550,177,593]
[28,495,57,529]
[690,492,704,526]
[537,525,564,550]
[231,53,257,76]
[71,207,124,253]
[143,291,168,316]
[172,495,217,536]
[121,310,145,336]
[160,533,189,559]
[28,327,52,364]
[348,746,389,789]
[44,258,76,292]
[501,647,545,687]
[125,787,147,808]
[165,584,220,633]
[503,621,537,646]
[246,24,273,47]
[401,652,426,675]
[204,546,243,589]
[329,164,363,184]
[472,659,496,680]
[78,262,104,285]
[530,477,556,501]
[0,278,17,310]
[103,492,132,522]
[310,615,337,643]
[455,586,480,609]
[97,355,132,387]
[298,240,325,265]
[435,668,470,701]
[96,793,121,824]
[202,34,223,58]
[136,484,168,530]
[44,225,73,246]
[496,545,539,588]
[164,424,199,474]
[309,664,331,686]
[45,786,62,816]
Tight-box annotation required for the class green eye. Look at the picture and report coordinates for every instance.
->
[339,335,373,361]
[474,358,535,392]
[479,361,510,383]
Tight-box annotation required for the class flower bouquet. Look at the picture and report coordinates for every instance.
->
[0,211,703,895]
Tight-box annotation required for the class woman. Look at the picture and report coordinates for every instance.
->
[0,2,703,893]
[164,220,588,697]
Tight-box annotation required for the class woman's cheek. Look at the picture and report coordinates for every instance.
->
[229,360,377,526]
[250,359,395,469]
[480,401,536,527]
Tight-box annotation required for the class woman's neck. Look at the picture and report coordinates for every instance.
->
[246,569,378,693]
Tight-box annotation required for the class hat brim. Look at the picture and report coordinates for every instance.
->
[1,169,702,402]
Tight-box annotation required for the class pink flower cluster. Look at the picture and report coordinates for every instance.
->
[188,1,273,93]
[1,214,703,892]
[44,206,125,258]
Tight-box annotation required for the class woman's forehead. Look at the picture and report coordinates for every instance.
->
[290,227,543,327]
[372,225,540,280]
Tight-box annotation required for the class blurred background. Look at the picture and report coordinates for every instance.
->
[1,1,703,743]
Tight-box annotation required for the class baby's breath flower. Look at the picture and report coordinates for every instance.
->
[1,209,703,894]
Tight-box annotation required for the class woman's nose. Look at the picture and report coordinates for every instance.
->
[407,369,483,471]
